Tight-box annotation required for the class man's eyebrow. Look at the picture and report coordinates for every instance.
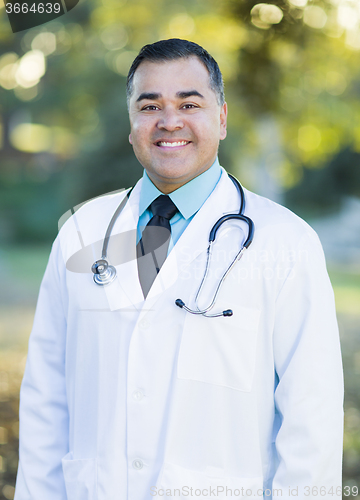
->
[136,92,162,102]
[136,90,205,102]
[176,90,204,99]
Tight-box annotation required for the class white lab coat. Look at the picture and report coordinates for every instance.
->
[15,169,343,500]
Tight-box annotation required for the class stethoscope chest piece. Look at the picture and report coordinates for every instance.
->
[91,188,133,286]
[91,259,117,286]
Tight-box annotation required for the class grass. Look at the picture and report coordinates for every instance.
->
[0,245,51,287]
[328,266,360,317]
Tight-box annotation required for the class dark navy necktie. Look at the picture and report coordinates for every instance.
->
[136,195,178,298]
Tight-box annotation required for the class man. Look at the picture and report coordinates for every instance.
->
[15,39,343,500]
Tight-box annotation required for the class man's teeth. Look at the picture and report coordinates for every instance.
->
[158,141,189,147]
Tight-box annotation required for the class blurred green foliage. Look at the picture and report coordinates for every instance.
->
[0,0,360,243]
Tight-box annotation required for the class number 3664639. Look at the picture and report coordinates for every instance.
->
[5,3,61,14]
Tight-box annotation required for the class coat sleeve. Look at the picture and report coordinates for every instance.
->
[14,236,69,500]
[272,229,344,499]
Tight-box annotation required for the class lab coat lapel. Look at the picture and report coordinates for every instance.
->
[146,170,239,301]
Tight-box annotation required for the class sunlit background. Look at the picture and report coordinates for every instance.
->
[0,0,360,498]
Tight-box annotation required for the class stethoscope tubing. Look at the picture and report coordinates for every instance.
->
[175,174,254,317]
[101,187,133,260]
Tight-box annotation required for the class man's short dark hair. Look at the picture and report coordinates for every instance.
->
[126,38,225,107]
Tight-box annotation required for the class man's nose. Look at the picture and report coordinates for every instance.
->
[157,107,184,131]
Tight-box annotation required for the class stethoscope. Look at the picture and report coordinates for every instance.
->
[91,174,254,317]
[91,187,134,285]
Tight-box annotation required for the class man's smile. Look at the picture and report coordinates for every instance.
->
[155,140,191,149]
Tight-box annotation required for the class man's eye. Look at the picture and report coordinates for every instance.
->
[182,104,197,109]
[142,105,159,111]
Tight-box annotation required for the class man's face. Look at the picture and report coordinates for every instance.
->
[128,56,227,194]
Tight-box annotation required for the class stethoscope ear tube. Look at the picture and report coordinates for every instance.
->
[175,299,233,317]
[209,214,254,245]
[242,216,254,248]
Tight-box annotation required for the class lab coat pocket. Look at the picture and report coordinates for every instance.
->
[155,462,263,499]
[178,306,261,391]
[62,452,97,500]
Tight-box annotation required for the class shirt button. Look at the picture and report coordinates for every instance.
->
[139,319,150,330]
[132,389,144,401]
[132,459,143,470]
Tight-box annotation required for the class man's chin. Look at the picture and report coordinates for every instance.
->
[147,164,195,181]
[144,166,199,192]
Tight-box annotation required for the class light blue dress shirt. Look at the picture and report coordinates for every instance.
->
[137,158,222,253]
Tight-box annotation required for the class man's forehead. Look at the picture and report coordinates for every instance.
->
[132,56,211,91]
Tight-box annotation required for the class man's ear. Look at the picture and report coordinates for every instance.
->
[220,102,228,141]
[129,134,132,145]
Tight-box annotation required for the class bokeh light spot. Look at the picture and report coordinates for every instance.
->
[31,32,57,56]
[0,63,19,90]
[346,29,360,49]
[14,85,39,102]
[298,124,322,151]
[304,6,327,29]
[337,3,358,30]
[251,3,284,29]
[326,71,347,95]
[10,123,52,153]
[289,0,308,8]
[113,51,138,76]
[2,485,15,500]
[15,51,46,89]
[169,14,195,37]
[0,53,19,90]
[100,23,128,51]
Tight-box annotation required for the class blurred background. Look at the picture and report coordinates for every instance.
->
[0,0,359,497]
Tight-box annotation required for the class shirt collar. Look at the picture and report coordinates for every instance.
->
[138,157,222,220]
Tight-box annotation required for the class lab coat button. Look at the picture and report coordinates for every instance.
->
[132,459,143,470]
[132,389,144,401]
[139,319,150,330]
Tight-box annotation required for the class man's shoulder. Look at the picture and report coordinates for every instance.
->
[243,187,320,248]
[57,188,127,237]
[74,187,130,218]
[58,178,143,235]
